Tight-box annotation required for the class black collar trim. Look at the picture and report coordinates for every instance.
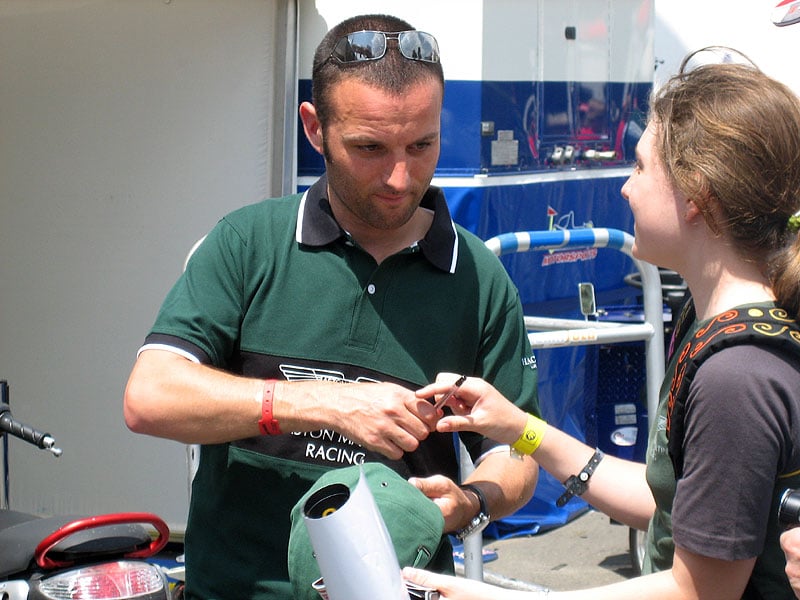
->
[295,175,458,273]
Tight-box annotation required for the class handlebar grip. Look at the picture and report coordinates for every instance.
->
[0,409,49,446]
[0,402,61,456]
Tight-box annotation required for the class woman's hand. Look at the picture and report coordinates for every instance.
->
[415,374,530,446]
[781,527,800,599]
[403,567,536,599]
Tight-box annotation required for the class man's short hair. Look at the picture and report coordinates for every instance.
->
[311,14,444,126]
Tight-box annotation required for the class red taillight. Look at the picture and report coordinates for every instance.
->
[35,561,167,599]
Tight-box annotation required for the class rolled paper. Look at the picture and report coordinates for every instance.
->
[302,466,410,600]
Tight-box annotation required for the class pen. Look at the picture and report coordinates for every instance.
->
[433,374,467,410]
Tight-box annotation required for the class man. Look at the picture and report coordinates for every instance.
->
[124,13,539,599]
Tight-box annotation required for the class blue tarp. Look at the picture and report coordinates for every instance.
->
[442,175,643,538]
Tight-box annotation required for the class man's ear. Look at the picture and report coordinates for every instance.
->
[299,101,323,155]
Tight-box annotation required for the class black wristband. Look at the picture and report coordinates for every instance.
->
[456,484,491,540]
[556,449,604,507]
[459,484,489,518]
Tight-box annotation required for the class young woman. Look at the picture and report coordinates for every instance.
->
[405,50,800,599]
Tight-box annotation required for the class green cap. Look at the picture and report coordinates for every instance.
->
[287,462,447,600]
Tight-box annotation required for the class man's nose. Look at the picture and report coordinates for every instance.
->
[384,155,411,189]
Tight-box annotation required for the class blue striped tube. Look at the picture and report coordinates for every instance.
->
[484,228,633,257]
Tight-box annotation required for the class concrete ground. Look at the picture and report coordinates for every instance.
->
[461,510,637,593]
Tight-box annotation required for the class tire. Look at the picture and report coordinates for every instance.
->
[629,527,647,576]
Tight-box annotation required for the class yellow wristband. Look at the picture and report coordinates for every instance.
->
[511,413,546,455]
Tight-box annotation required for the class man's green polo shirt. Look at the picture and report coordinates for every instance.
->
[143,176,539,599]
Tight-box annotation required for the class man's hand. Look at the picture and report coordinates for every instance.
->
[302,381,441,460]
[408,474,480,533]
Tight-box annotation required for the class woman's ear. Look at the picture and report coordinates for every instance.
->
[299,101,323,155]
[685,193,723,235]
[685,197,702,222]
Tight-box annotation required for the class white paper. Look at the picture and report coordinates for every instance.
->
[303,467,411,600]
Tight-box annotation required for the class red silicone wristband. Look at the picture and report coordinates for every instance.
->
[258,379,281,435]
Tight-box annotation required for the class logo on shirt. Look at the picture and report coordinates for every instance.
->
[280,364,379,384]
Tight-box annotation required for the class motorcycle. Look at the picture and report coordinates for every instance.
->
[0,379,173,600]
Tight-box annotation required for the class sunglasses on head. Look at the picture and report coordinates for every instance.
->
[679,45,757,75]
[326,30,440,66]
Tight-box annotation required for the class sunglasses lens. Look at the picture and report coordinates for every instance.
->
[332,31,387,62]
[398,31,440,63]
[328,31,440,66]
